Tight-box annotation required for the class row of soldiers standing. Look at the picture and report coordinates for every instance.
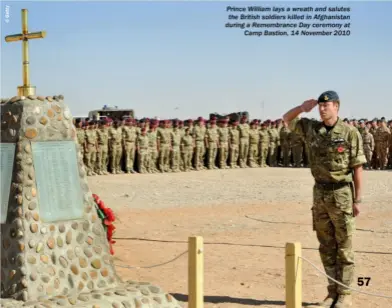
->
[75,115,392,175]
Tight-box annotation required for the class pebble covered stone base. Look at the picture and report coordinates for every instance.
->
[0,281,182,308]
[0,95,182,307]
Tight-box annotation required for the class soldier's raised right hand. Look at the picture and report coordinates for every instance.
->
[301,99,318,112]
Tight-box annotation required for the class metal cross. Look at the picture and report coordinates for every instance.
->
[5,9,46,97]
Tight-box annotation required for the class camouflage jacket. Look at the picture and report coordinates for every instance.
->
[289,117,366,183]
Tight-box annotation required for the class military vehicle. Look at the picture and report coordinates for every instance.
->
[209,111,249,122]
[88,105,135,121]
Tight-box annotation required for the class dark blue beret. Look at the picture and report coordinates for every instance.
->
[317,90,339,103]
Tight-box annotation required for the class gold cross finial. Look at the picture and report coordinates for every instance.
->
[4,9,46,97]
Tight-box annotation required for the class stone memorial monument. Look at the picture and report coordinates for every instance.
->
[1,9,181,308]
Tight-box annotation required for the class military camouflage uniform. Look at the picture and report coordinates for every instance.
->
[137,129,150,173]
[279,123,292,167]
[374,119,390,170]
[122,119,137,173]
[108,122,123,174]
[170,123,182,172]
[268,123,279,167]
[157,121,171,172]
[248,121,260,167]
[181,128,194,171]
[193,118,206,170]
[218,119,230,169]
[148,122,159,173]
[258,124,270,167]
[289,96,366,307]
[96,121,109,175]
[238,117,250,168]
[361,127,374,169]
[205,120,219,169]
[229,121,240,168]
[84,122,97,176]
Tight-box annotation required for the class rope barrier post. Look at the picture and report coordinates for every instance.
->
[285,242,302,308]
[188,236,204,308]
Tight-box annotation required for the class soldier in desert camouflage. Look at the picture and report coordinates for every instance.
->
[108,120,123,174]
[374,117,391,170]
[268,121,279,167]
[228,119,240,168]
[283,90,366,308]
[95,119,109,175]
[205,118,219,169]
[279,121,292,167]
[75,119,86,159]
[122,118,137,174]
[218,118,230,169]
[193,117,207,171]
[148,119,159,173]
[238,115,250,168]
[361,124,374,169]
[170,120,182,172]
[180,127,194,172]
[137,127,150,173]
[157,120,172,172]
[248,120,260,167]
[84,121,98,176]
[258,121,270,167]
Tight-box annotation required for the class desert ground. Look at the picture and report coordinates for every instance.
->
[88,168,392,308]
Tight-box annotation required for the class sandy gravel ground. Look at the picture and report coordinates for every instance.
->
[88,168,392,308]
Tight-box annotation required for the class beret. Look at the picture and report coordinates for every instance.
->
[318,90,339,103]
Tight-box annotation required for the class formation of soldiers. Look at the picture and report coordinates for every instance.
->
[75,115,392,176]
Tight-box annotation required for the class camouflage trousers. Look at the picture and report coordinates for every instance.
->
[96,145,108,174]
[239,139,249,167]
[181,147,193,171]
[171,146,181,172]
[109,143,122,173]
[207,143,217,169]
[124,141,136,172]
[137,148,149,173]
[218,143,229,168]
[363,149,373,168]
[149,149,159,172]
[84,144,96,175]
[258,144,268,167]
[159,144,171,172]
[268,143,278,167]
[376,146,389,169]
[281,144,291,167]
[248,143,259,167]
[312,183,355,295]
[194,142,205,170]
[229,144,239,168]
[292,144,303,167]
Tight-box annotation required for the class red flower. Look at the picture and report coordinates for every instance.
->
[93,193,116,255]
[103,208,115,222]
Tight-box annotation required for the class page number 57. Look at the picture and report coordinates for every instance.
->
[357,277,371,286]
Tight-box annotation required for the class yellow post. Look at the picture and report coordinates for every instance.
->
[285,242,302,308]
[188,236,204,308]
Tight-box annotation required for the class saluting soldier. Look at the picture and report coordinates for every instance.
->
[283,91,366,308]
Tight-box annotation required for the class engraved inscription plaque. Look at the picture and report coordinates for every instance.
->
[0,143,16,224]
[32,141,84,222]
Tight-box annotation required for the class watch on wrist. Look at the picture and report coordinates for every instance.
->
[354,199,362,204]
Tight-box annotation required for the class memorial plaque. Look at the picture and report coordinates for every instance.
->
[0,143,16,224]
[32,141,84,222]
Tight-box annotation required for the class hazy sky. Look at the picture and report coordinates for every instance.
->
[1,1,391,120]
